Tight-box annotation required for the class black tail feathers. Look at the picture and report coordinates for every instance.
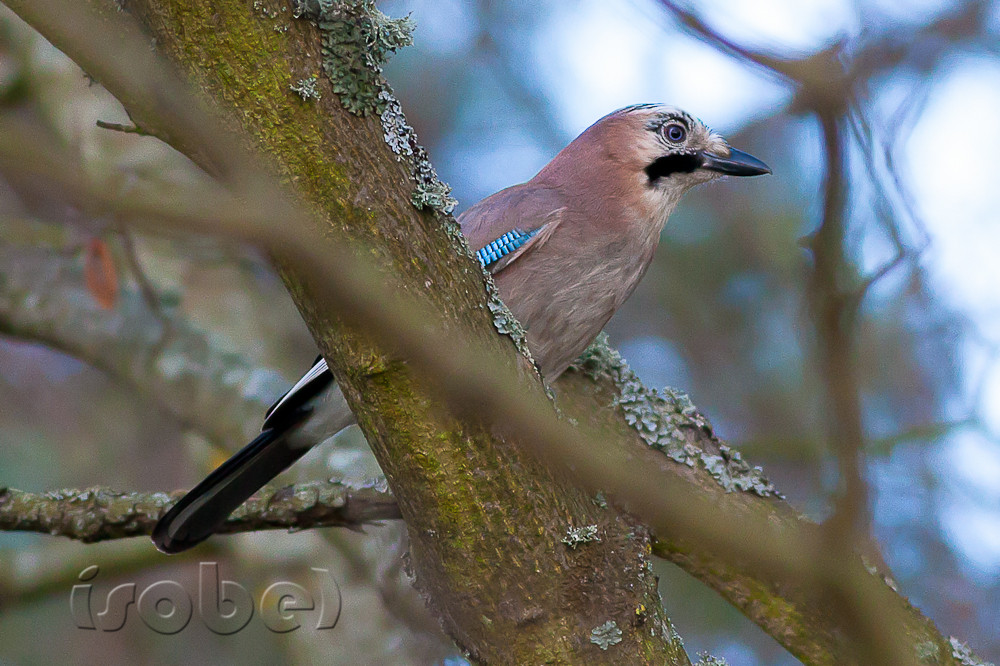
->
[152,427,310,554]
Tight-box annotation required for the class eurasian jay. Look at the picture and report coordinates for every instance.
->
[152,104,770,553]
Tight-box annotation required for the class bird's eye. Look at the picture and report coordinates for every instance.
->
[664,123,687,143]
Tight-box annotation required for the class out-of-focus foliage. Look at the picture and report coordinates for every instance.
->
[1,0,998,664]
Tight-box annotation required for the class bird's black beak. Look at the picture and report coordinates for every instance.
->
[700,148,771,177]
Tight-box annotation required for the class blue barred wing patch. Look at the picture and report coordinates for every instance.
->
[476,228,540,269]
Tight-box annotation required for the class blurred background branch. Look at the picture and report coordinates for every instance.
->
[0,236,287,448]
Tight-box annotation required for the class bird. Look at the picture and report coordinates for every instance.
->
[151,104,770,553]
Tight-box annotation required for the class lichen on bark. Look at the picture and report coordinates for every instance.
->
[574,333,779,497]
[291,0,456,215]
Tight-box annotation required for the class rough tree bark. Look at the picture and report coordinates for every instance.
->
[102,0,687,663]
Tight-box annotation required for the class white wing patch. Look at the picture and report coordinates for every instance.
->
[262,356,330,429]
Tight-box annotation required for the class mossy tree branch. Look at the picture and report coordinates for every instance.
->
[0,482,399,542]
[27,1,685,662]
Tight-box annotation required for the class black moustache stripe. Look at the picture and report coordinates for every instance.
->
[645,153,702,183]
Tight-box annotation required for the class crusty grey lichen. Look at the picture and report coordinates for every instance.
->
[487,293,530,357]
[572,334,780,498]
[475,266,536,368]
[949,637,995,666]
[378,90,457,214]
[695,653,730,666]
[290,75,321,100]
[291,1,457,215]
[254,0,281,19]
[292,0,412,114]
[411,180,457,213]
[590,620,623,650]
[562,524,600,549]
[915,640,941,663]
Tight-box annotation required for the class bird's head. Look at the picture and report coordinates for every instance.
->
[612,103,770,190]
[546,104,770,223]
[529,103,770,241]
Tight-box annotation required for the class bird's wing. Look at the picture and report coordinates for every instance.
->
[459,185,565,276]
[262,354,335,430]
[480,208,564,274]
